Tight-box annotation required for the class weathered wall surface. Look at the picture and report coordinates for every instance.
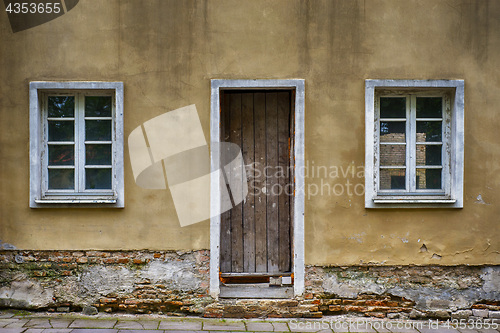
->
[1,251,499,319]
[0,0,499,265]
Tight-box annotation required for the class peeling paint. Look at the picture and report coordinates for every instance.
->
[346,232,366,244]
[475,194,490,205]
[0,240,16,250]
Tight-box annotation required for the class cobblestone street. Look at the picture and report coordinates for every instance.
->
[1,311,499,333]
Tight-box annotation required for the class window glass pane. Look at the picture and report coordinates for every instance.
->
[380,97,406,118]
[48,169,74,190]
[86,120,112,141]
[86,144,112,165]
[417,121,442,142]
[48,96,74,117]
[417,145,442,166]
[48,145,74,165]
[86,168,112,189]
[416,97,442,118]
[380,121,406,143]
[380,168,406,190]
[380,144,406,166]
[85,96,112,117]
[48,120,74,142]
[416,168,442,190]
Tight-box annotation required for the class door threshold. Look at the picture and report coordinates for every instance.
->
[219,284,294,299]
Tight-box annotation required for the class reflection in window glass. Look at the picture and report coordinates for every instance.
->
[380,169,406,190]
[380,97,406,118]
[380,122,406,142]
[48,169,74,190]
[85,96,112,117]
[416,97,442,118]
[48,121,74,142]
[85,120,112,141]
[48,96,74,118]
[86,168,112,189]
[48,145,74,166]
[417,145,442,166]
[86,144,112,165]
[380,144,406,166]
[416,168,442,190]
[417,121,442,142]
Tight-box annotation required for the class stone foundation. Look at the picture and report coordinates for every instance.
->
[0,250,212,315]
[0,250,499,319]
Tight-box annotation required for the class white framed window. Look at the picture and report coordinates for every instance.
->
[365,80,464,208]
[30,82,124,208]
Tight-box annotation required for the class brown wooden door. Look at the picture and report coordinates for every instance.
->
[220,90,293,275]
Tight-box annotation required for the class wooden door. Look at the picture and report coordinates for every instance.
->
[220,90,293,276]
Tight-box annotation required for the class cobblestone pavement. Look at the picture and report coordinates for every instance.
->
[1,311,499,333]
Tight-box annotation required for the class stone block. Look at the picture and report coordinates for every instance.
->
[472,308,489,318]
[451,310,472,320]
[489,310,500,319]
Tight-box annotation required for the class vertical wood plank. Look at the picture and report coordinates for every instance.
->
[277,91,291,272]
[229,93,244,273]
[266,92,279,273]
[241,92,256,272]
[253,92,267,272]
[220,92,231,273]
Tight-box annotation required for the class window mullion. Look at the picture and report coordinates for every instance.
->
[408,95,416,192]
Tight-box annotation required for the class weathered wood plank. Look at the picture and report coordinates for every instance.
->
[220,92,231,273]
[277,91,291,272]
[219,285,293,299]
[229,93,244,273]
[241,92,255,272]
[265,92,279,273]
[253,92,267,272]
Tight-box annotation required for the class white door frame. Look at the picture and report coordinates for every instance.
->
[209,79,305,299]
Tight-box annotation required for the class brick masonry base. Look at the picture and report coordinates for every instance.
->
[0,250,499,320]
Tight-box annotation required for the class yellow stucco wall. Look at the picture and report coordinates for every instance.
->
[0,0,499,265]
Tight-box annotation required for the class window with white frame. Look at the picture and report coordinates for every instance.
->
[365,80,464,208]
[30,82,124,207]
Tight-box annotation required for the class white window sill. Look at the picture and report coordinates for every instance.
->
[373,198,456,204]
[35,199,117,204]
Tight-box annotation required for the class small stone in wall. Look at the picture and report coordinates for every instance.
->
[472,308,489,318]
[451,310,472,320]
[82,305,98,315]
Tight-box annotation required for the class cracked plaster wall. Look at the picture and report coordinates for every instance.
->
[0,1,499,266]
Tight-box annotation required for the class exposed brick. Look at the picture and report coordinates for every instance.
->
[329,305,342,312]
[323,299,342,305]
[100,298,118,304]
[76,257,88,264]
[124,299,139,305]
[365,300,399,307]
[344,305,368,312]
[365,312,386,318]
[303,311,323,318]
[33,271,47,277]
